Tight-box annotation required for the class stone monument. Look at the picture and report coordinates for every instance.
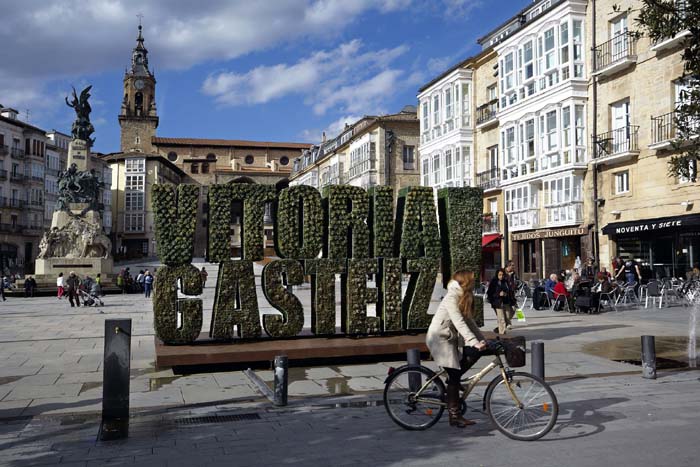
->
[34,86,113,281]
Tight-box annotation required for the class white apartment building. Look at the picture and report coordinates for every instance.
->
[480,0,591,278]
[290,109,420,198]
[418,67,474,191]
[45,130,69,228]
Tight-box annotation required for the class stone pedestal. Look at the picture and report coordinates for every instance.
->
[68,139,90,171]
[36,201,113,285]
[35,257,113,283]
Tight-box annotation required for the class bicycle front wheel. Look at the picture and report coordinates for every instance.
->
[485,371,558,441]
[383,366,445,431]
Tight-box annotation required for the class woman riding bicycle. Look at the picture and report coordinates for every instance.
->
[426,270,487,428]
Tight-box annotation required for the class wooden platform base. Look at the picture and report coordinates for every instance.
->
[154,331,508,367]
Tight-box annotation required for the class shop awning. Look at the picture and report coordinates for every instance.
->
[482,233,502,247]
[602,213,700,235]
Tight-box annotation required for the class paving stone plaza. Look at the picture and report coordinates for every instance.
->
[1,261,699,466]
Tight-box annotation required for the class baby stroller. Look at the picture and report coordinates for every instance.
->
[79,279,104,307]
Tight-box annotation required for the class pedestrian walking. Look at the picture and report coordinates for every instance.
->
[503,260,518,325]
[23,276,37,298]
[136,270,145,292]
[117,269,126,294]
[426,270,486,428]
[0,276,7,302]
[65,271,81,308]
[57,272,65,299]
[486,269,514,335]
[200,267,208,287]
[144,270,153,298]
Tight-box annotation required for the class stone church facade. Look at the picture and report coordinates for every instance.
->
[107,26,308,259]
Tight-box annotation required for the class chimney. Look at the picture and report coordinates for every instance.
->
[0,107,19,120]
[322,131,326,143]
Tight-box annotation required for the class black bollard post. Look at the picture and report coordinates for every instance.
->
[273,355,289,406]
[531,341,545,379]
[641,335,656,380]
[99,319,131,441]
[407,348,421,392]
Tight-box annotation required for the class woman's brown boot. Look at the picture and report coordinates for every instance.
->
[447,383,475,427]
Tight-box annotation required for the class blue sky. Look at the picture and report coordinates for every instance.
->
[1,0,528,154]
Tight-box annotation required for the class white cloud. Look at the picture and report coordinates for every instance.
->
[0,0,413,113]
[203,40,409,118]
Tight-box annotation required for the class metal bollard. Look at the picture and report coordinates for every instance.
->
[641,335,656,379]
[273,355,289,406]
[99,319,131,441]
[531,341,545,379]
[407,348,421,392]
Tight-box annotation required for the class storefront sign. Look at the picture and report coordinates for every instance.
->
[602,214,700,236]
[512,227,587,241]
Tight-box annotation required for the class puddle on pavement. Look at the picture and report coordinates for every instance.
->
[583,336,699,369]
[79,381,103,395]
[265,367,354,394]
[0,376,22,386]
[324,377,352,395]
[149,376,182,391]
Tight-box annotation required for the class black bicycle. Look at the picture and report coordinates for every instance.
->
[383,340,558,440]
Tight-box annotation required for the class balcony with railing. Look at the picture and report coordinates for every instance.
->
[507,209,539,232]
[476,167,501,191]
[10,148,25,160]
[650,111,677,150]
[31,175,44,183]
[483,213,500,234]
[10,172,25,182]
[592,125,640,165]
[593,32,638,77]
[0,197,26,209]
[544,202,583,227]
[476,99,498,128]
[0,223,21,233]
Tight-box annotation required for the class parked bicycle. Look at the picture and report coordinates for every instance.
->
[383,339,558,440]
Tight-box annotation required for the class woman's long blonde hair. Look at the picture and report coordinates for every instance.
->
[451,270,475,320]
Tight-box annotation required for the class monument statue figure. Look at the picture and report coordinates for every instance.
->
[65,85,96,145]
[37,84,113,279]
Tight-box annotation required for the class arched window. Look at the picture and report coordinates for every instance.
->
[279,156,289,166]
[245,155,254,165]
[167,151,178,162]
[206,153,217,161]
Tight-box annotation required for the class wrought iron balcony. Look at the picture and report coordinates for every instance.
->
[651,111,677,148]
[476,168,501,191]
[593,125,640,164]
[483,213,500,233]
[10,172,25,182]
[593,32,638,77]
[8,198,25,209]
[10,148,25,160]
[476,99,498,127]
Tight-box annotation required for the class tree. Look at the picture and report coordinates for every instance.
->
[635,0,700,179]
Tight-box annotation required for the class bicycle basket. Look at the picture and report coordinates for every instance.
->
[503,336,526,368]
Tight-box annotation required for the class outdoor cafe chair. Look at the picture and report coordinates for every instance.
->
[552,291,571,312]
[644,280,663,309]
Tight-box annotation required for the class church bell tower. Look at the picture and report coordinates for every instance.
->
[118,23,158,153]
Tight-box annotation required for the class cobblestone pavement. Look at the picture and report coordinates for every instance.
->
[1,371,699,466]
[1,260,699,465]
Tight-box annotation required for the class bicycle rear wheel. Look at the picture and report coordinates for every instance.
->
[383,366,445,430]
[485,371,558,441]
